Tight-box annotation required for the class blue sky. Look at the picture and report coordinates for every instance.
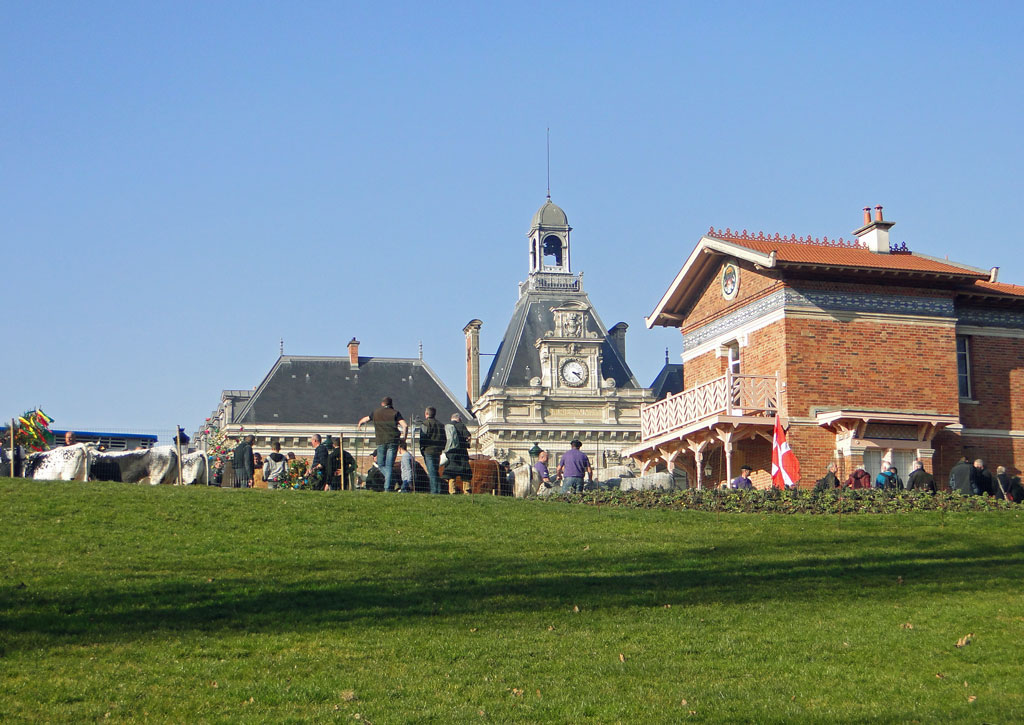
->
[3,1,1023,439]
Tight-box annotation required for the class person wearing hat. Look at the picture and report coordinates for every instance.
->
[556,439,593,495]
[730,465,753,490]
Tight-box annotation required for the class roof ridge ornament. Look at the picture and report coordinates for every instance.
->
[708,226,867,249]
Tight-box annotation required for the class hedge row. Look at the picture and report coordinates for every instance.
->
[539,487,1020,514]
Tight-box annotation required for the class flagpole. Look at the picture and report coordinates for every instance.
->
[838,475,844,528]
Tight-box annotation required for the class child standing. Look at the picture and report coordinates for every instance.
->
[398,442,414,493]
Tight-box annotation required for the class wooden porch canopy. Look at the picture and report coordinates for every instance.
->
[624,416,775,489]
[625,371,780,489]
[815,409,960,449]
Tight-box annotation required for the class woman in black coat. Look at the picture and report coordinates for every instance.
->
[441,414,473,493]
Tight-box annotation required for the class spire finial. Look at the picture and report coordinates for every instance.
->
[665,347,669,364]
[418,340,423,360]
[546,127,551,200]
[280,338,284,355]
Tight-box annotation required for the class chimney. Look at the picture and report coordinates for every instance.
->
[347,338,360,369]
[463,320,483,407]
[609,322,628,361]
[852,204,895,253]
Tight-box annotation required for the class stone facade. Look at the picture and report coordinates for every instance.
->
[469,199,652,488]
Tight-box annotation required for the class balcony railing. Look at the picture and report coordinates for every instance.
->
[640,372,779,441]
[520,273,581,295]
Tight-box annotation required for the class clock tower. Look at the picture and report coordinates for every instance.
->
[536,302,603,392]
[466,197,653,493]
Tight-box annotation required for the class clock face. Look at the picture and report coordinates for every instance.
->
[560,359,589,387]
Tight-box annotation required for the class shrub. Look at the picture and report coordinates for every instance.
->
[539,487,1017,514]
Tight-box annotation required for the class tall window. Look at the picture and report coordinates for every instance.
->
[726,341,741,408]
[726,341,741,375]
[956,336,972,399]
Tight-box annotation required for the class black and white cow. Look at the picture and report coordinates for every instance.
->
[23,443,90,481]
[180,451,209,485]
[88,446,178,485]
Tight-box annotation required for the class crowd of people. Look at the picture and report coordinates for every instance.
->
[794,457,1024,502]
[717,456,1024,502]
[222,397,478,493]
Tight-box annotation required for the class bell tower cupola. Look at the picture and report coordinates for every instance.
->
[528,197,572,276]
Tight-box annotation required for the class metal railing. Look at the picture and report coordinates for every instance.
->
[520,273,581,295]
[640,371,779,440]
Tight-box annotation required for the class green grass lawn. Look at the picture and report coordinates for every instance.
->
[2,479,1022,723]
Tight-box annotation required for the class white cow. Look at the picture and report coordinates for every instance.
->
[24,443,90,481]
[89,446,178,485]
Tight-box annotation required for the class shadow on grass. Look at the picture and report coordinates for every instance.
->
[2,534,1022,652]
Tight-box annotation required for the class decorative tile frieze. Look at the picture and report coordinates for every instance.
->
[958,307,1024,329]
[785,288,955,317]
[683,288,955,351]
[683,291,786,350]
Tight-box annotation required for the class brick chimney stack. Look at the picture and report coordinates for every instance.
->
[853,204,895,253]
[463,319,482,407]
[347,338,360,369]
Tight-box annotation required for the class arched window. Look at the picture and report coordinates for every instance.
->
[542,235,563,267]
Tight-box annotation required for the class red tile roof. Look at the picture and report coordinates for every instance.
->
[708,228,987,278]
[967,280,1024,298]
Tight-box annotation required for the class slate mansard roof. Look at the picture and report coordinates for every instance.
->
[233,355,472,426]
[649,363,685,401]
[482,287,641,390]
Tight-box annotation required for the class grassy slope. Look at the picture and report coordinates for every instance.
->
[1,479,1022,723]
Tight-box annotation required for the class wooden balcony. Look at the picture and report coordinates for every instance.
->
[640,372,779,441]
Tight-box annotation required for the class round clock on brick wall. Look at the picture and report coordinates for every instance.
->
[560,359,589,387]
[721,263,739,300]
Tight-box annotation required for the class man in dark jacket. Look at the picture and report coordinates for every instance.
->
[442,413,473,494]
[232,435,255,488]
[309,434,328,490]
[365,450,385,492]
[325,436,340,491]
[1007,476,1024,504]
[418,406,446,494]
[994,466,1014,501]
[343,449,356,489]
[814,463,840,492]
[972,459,995,496]
[949,457,972,494]
[907,459,936,493]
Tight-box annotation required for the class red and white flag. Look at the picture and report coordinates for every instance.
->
[771,416,801,489]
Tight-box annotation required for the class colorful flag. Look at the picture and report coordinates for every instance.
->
[771,416,801,489]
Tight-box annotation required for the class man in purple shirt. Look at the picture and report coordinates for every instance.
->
[534,450,553,489]
[557,439,593,494]
[730,465,753,489]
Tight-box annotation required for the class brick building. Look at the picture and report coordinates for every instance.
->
[625,207,1024,489]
